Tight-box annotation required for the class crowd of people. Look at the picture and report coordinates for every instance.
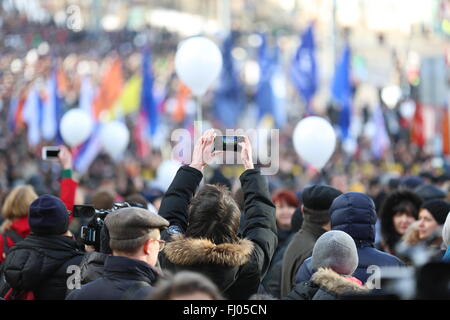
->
[0,10,449,302]
[0,128,448,301]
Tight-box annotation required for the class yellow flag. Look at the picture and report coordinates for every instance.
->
[120,74,142,115]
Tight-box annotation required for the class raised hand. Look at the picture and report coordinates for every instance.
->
[239,136,254,170]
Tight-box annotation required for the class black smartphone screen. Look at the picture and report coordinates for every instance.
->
[46,149,60,158]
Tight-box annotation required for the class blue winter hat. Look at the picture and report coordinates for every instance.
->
[29,194,70,235]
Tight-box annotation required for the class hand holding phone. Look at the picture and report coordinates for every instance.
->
[42,146,61,160]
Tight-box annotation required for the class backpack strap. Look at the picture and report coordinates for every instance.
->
[2,234,9,256]
[1,230,24,256]
[4,230,24,244]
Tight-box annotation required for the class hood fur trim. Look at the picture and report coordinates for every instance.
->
[164,234,254,267]
[312,268,370,295]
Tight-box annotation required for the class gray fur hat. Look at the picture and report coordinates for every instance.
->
[312,230,358,276]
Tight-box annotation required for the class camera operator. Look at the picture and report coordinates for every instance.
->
[67,207,169,300]
[158,129,277,300]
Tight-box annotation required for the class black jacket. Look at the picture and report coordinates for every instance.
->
[159,165,277,300]
[2,234,84,300]
[66,256,158,300]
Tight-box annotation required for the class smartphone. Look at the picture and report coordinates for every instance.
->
[213,136,245,152]
[42,146,61,160]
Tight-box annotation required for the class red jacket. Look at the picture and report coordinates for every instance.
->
[0,177,78,263]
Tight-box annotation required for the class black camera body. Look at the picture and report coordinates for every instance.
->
[73,202,141,249]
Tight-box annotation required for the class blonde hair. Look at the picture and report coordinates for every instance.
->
[2,185,38,220]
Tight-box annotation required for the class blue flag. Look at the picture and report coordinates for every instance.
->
[214,33,243,128]
[141,48,158,137]
[331,45,352,140]
[42,68,61,141]
[291,25,318,113]
[256,34,278,125]
[23,85,43,147]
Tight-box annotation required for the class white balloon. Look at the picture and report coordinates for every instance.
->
[152,160,182,192]
[175,36,223,96]
[100,121,130,160]
[60,108,93,147]
[293,117,336,169]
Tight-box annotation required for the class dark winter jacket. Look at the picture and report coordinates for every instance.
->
[280,221,327,297]
[79,251,108,284]
[284,268,369,300]
[159,165,277,300]
[2,234,84,299]
[329,192,404,282]
[259,228,294,298]
[66,256,158,300]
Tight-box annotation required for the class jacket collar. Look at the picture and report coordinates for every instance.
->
[104,256,158,285]
[164,234,254,267]
[20,233,82,253]
[301,221,328,239]
[312,268,369,296]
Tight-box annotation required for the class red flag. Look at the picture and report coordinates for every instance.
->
[411,101,425,147]
[442,107,450,155]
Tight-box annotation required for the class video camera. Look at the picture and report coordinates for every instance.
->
[73,202,145,250]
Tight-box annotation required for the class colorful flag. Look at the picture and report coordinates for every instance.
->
[331,44,352,140]
[92,57,123,120]
[411,101,425,147]
[120,74,142,115]
[134,48,158,158]
[291,24,318,114]
[173,82,190,123]
[79,76,95,114]
[41,68,60,141]
[23,85,43,146]
[74,124,103,174]
[442,105,450,155]
[141,49,158,136]
[256,34,278,126]
[371,105,391,159]
[214,33,243,128]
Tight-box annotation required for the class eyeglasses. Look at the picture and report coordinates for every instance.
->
[150,239,166,252]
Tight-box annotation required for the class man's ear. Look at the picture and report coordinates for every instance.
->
[143,239,152,255]
[301,204,304,214]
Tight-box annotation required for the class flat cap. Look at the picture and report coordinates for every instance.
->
[302,185,343,211]
[105,207,169,241]
[414,184,446,202]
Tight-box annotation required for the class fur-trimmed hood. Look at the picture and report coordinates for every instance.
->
[163,234,254,267]
[312,268,370,296]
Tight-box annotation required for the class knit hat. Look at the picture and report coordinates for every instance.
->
[301,185,342,225]
[414,184,446,202]
[421,199,450,225]
[312,230,358,276]
[29,194,70,235]
[106,207,169,248]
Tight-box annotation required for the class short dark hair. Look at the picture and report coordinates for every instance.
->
[186,184,240,244]
[125,193,148,209]
[150,271,224,300]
